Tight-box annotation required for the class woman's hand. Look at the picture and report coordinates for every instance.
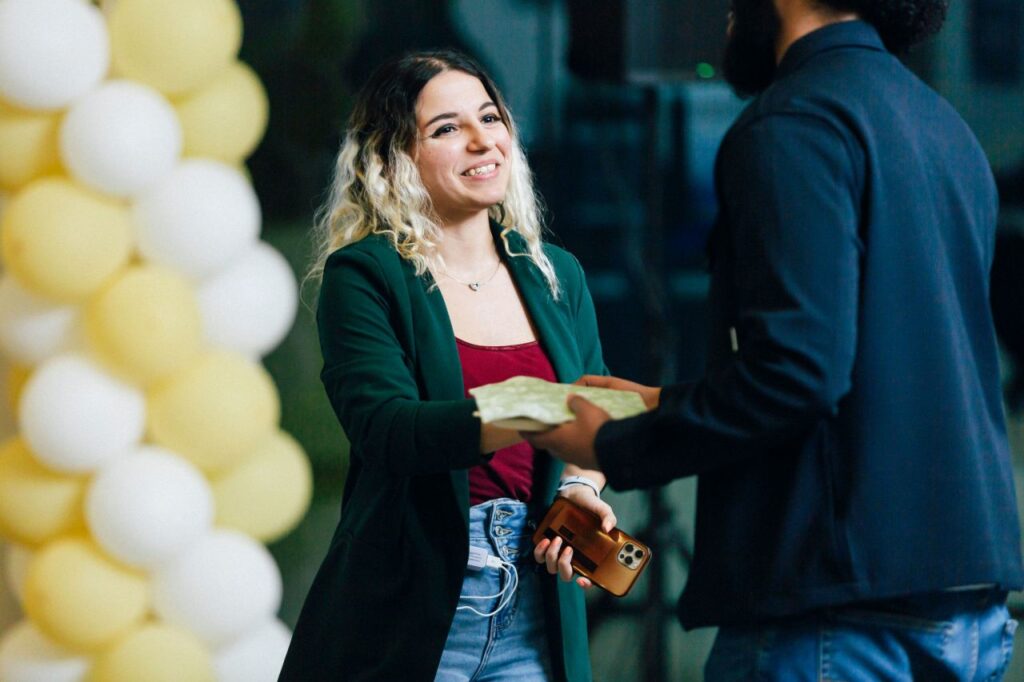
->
[532,485,617,589]
[480,423,522,453]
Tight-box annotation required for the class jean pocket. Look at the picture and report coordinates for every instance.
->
[988,617,1018,681]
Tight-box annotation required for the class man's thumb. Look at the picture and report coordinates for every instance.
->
[567,394,589,414]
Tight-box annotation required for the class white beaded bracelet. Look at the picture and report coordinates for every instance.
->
[556,475,602,498]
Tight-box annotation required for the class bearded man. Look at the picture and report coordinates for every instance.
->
[530,0,1024,678]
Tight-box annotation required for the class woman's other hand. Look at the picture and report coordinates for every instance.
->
[532,485,616,589]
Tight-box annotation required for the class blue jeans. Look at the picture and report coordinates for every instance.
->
[436,499,552,682]
[706,589,1017,681]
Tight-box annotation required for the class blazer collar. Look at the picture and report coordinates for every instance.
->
[776,19,886,81]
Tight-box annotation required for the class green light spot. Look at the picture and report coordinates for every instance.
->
[696,62,716,79]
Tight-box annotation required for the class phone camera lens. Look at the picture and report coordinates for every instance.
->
[635,550,644,558]
[624,543,634,553]
[624,555,634,565]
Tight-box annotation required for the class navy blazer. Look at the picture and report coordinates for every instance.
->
[596,21,1024,627]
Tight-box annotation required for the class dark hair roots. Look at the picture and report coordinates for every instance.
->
[819,0,949,52]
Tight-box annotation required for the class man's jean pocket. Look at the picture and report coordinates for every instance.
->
[706,589,1017,681]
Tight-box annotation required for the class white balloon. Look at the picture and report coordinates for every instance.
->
[214,619,291,682]
[18,354,145,473]
[3,544,31,606]
[0,276,80,366]
[86,446,214,569]
[153,530,282,647]
[59,80,181,197]
[0,0,109,111]
[197,242,298,357]
[134,160,261,280]
[0,620,89,682]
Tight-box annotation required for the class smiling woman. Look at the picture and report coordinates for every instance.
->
[413,71,511,223]
[279,50,616,682]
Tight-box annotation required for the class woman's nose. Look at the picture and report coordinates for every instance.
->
[467,125,494,150]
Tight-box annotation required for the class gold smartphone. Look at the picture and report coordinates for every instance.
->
[532,496,652,597]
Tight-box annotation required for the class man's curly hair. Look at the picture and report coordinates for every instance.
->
[817,0,949,53]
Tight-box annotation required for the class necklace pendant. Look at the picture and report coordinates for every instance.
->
[468,282,481,292]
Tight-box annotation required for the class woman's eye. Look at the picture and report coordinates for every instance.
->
[482,113,501,124]
[431,124,456,138]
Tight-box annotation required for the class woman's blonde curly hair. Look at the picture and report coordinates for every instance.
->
[308,50,560,299]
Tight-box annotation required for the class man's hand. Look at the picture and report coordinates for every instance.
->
[532,485,617,589]
[524,394,610,470]
[575,374,662,410]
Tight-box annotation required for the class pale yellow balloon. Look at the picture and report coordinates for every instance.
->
[108,0,242,96]
[148,352,280,474]
[89,623,215,682]
[23,537,149,652]
[0,438,86,546]
[213,430,313,542]
[7,363,30,413]
[1,178,133,301]
[0,100,62,190]
[175,61,268,163]
[0,363,16,438]
[0,190,8,261]
[85,265,203,386]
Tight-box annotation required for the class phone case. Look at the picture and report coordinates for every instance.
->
[532,496,652,597]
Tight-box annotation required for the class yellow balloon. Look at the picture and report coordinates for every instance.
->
[23,537,149,652]
[0,190,8,259]
[6,363,30,413]
[148,352,280,474]
[175,61,268,163]
[89,623,215,682]
[0,438,86,546]
[0,100,62,190]
[1,178,132,302]
[85,265,203,386]
[108,0,242,96]
[213,430,313,542]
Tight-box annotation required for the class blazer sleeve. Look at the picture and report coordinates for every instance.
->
[317,247,483,476]
[596,113,864,489]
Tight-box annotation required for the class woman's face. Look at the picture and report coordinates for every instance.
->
[413,70,511,224]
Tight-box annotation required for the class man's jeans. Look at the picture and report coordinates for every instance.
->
[706,589,1017,681]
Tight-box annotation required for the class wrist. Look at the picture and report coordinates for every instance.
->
[557,475,601,498]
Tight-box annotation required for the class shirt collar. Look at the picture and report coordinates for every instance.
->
[775,19,886,81]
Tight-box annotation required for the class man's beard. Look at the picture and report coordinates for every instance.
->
[722,0,782,97]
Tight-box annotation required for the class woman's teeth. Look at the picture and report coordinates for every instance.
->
[464,163,496,177]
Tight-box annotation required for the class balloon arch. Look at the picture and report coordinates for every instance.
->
[0,1,312,680]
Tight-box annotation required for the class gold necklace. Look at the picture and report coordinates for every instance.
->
[440,259,502,291]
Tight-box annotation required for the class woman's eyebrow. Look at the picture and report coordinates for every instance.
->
[423,102,498,128]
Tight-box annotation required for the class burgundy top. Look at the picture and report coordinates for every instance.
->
[457,337,557,505]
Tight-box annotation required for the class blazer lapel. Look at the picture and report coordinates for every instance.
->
[402,262,473,524]
[501,229,581,384]
[501,228,585,505]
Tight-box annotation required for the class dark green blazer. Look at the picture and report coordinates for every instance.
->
[279,226,606,682]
